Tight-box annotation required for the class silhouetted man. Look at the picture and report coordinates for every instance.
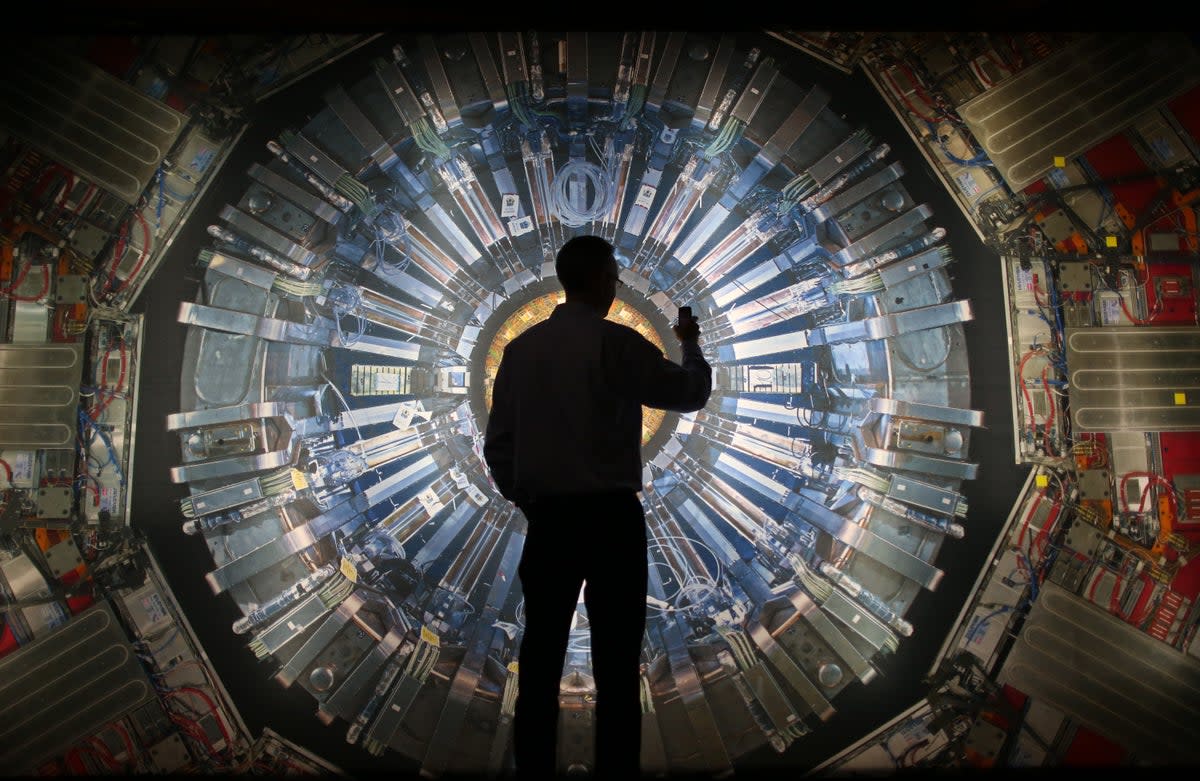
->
[484,234,712,778]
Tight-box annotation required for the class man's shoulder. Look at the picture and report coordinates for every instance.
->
[598,317,650,344]
[505,320,551,348]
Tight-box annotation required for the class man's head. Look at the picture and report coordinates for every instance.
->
[555,235,620,314]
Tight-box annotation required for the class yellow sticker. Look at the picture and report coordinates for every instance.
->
[1053,156,1066,168]
[1105,236,1118,248]
[1175,392,1187,405]
[291,468,309,490]
[339,556,357,583]
[420,625,441,646]
[508,661,519,674]
[1035,474,1049,488]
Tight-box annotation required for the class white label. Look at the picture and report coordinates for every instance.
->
[634,184,656,209]
[466,484,488,506]
[374,371,400,393]
[501,194,519,218]
[141,592,169,626]
[1014,265,1034,291]
[99,486,120,514]
[508,216,533,236]
[955,170,980,198]
[1099,294,1122,325]
[392,400,430,429]
[394,405,415,429]
[449,468,469,489]
[418,487,444,517]
[0,450,34,488]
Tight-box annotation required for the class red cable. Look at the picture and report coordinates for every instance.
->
[104,218,130,293]
[1015,488,1045,549]
[882,67,940,124]
[1110,572,1123,614]
[164,686,233,749]
[2,263,50,302]
[121,209,153,291]
[91,341,127,419]
[1040,365,1056,456]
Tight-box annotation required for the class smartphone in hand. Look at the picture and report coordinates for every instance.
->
[677,305,693,325]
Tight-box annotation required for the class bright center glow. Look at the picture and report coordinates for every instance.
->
[483,292,668,446]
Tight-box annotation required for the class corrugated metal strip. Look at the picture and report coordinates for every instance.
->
[0,601,157,771]
[999,580,1200,763]
[0,343,83,448]
[1,48,187,204]
[959,32,1200,191]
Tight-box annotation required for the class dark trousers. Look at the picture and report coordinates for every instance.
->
[513,490,647,778]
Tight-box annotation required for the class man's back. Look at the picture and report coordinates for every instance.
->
[485,300,710,505]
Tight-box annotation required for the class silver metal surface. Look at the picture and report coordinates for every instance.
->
[0,601,157,771]
[2,49,186,204]
[783,588,876,684]
[869,397,984,428]
[219,205,317,265]
[812,162,904,223]
[1066,326,1200,431]
[0,343,83,448]
[999,580,1200,763]
[248,163,343,227]
[276,592,368,687]
[830,205,933,266]
[810,300,973,346]
[958,32,1200,191]
[758,84,828,168]
[790,495,943,590]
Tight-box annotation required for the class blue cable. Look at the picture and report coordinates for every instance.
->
[155,165,165,236]
[966,605,1014,643]
[78,408,125,486]
[160,180,193,202]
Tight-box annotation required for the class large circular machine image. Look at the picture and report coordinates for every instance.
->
[167,31,982,776]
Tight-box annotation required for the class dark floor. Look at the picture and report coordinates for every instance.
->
[129,33,1028,777]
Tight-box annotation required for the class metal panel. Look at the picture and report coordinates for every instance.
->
[2,48,187,205]
[999,580,1200,763]
[1066,326,1200,431]
[0,601,157,771]
[0,343,83,448]
[958,32,1200,191]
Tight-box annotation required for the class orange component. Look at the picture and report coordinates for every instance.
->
[33,526,89,581]
[1152,494,1176,558]
[1175,189,1199,253]
[1114,201,1136,230]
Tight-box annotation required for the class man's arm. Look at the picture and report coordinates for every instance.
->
[620,330,712,412]
[483,351,517,501]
